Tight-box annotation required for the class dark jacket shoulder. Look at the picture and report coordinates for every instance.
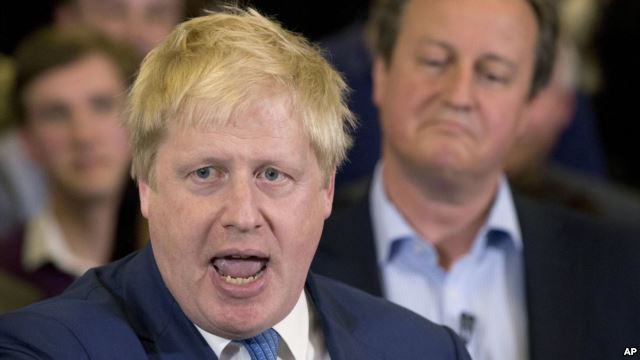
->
[308,273,470,360]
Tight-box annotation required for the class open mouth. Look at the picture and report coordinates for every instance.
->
[211,255,268,285]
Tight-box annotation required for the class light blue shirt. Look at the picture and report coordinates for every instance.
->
[370,164,528,360]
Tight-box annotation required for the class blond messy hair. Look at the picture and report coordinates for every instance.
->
[126,7,356,186]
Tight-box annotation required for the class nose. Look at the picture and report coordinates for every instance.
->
[221,177,264,233]
[69,112,97,146]
[443,62,474,113]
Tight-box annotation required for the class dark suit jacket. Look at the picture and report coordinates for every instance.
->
[0,244,470,359]
[313,188,640,360]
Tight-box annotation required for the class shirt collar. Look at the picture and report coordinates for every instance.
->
[22,204,94,276]
[480,176,522,250]
[370,163,522,264]
[196,290,311,360]
[370,163,418,264]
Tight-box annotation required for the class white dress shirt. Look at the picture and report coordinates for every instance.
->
[370,163,529,360]
[22,204,99,276]
[196,290,331,360]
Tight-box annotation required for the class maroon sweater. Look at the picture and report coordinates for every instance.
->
[0,226,75,300]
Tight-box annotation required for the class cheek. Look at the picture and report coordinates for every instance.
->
[280,199,325,265]
[153,189,204,233]
[31,129,70,165]
[146,24,174,44]
[382,74,439,133]
[485,106,526,152]
[148,192,209,268]
[109,127,132,158]
[93,18,128,38]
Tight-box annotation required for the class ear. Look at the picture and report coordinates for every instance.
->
[138,178,151,219]
[323,171,336,219]
[372,56,389,108]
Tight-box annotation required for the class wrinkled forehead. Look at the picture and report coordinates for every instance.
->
[399,0,538,64]
[159,90,314,168]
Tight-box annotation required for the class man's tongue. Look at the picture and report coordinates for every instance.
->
[213,257,266,278]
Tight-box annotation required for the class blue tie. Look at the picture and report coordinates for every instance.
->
[240,328,280,360]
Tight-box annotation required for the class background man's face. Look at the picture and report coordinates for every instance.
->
[505,43,575,176]
[373,0,538,181]
[22,53,131,203]
[139,90,334,339]
[66,0,183,57]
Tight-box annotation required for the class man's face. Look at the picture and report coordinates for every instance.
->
[138,91,334,339]
[373,0,538,182]
[70,0,182,57]
[22,53,131,203]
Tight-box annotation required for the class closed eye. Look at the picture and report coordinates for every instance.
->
[417,57,449,69]
[477,70,510,85]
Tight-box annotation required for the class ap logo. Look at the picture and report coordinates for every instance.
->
[625,348,638,356]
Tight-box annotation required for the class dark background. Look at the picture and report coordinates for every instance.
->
[0,1,370,55]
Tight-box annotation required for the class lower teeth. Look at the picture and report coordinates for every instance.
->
[221,270,263,285]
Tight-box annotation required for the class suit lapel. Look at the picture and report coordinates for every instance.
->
[314,190,383,297]
[515,194,587,360]
[115,245,218,358]
[305,273,382,360]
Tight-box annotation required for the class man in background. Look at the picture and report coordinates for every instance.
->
[0,27,136,312]
[505,35,640,224]
[313,0,640,359]
[0,0,191,235]
[54,0,185,58]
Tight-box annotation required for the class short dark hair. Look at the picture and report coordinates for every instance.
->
[368,0,558,98]
[11,26,138,124]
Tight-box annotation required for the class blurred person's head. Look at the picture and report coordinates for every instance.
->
[369,0,557,99]
[505,38,578,178]
[13,27,136,205]
[126,8,354,339]
[55,0,185,57]
[368,0,558,186]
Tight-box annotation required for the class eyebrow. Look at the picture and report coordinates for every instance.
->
[418,36,517,70]
[417,37,454,52]
[480,54,517,71]
[173,155,228,175]
[35,102,68,116]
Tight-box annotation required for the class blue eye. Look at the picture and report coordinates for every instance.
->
[263,167,280,181]
[195,167,212,179]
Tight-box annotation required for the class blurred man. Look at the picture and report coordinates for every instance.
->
[505,37,640,224]
[55,0,184,58]
[313,0,640,359]
[0,8,471,359]
[0,0,192,236]
[0,27,136,311]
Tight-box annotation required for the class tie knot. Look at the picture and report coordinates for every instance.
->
[240,328,280,360]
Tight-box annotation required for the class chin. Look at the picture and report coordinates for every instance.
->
[198,304,275,339]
